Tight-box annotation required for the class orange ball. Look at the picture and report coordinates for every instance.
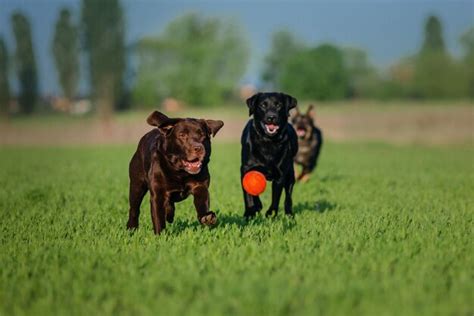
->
[243,171,267,196]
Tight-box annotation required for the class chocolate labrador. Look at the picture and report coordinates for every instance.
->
[292,105,323,182]
[127,111,224,234]
[241,92,298,218]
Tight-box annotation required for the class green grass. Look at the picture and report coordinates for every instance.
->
[0,142,472,315]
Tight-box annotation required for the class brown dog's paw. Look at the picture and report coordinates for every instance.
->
[200,212,217,226]
[166,213,174,224]
[127,219,138,230]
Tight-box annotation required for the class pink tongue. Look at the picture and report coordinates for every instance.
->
[267,124,277,128]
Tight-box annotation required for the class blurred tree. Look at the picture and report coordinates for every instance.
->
[460,27,474,98]
[421,15,445,53]
[280,44,349,100]
[381,57,416,99]
[52,8,79,107]
[133,13,249,107]
[0,38,10,118]
[342,47,379,98]
[11,12,38,114]
[262,30,304,89]
[81,0,126,119]
[414,15,465,98]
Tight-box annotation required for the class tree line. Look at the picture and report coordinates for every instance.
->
[0,0,126,119]
[263,16,474,100]
[0,7,473,119]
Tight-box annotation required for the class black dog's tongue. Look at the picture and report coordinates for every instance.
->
[264,123,279,134]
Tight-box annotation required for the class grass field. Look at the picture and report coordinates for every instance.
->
[0,142,473,315]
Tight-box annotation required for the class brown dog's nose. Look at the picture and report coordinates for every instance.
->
[194,144,204,154]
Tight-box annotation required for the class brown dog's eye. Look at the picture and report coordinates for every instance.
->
[178,132,186,138]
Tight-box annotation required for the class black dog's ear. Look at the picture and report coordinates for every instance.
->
[306,104,315,118]
[280,93,297,111]
[204,120,224,137]
[246,93,261,116]
[147,111,169,127]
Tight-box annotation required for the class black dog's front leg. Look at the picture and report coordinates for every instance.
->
[243,190,262,218]
[241,167,262,218]
[192,185,216,226]
[284,171,296,216]
[265,179,284,217]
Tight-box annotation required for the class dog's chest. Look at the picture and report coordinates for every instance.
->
[255,140,286,161]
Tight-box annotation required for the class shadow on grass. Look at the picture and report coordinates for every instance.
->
[159,210,268,235]
[134,200,335,236]
[293,199,337,214]
[319,174,345,183]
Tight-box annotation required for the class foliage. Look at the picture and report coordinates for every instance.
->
[413,52,466,98]
[52,8,79,101]
[421,15,445,53]
[280,44,349,100]
[261,30,305,89]
[133,13,249,107]
[11,11,38,114]
[460,27,474,98]
[412,15,468,99]
[81,0,127,116]
[0,37,10,116]
[383,15,468,100]
[342,47,379,98]
[0,143,472,315]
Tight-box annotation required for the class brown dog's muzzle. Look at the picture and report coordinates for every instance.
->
[182,142,206,174]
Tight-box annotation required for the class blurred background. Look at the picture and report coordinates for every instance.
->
[0,0,472,145]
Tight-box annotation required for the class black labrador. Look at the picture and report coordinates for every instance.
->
[240,92,298,218]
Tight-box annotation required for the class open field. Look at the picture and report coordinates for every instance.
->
[1,101,473,145]
[0,142,472,315]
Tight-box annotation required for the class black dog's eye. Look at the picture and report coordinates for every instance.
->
[261,102,267,108]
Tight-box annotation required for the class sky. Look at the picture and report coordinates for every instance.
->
[0,0,473,95]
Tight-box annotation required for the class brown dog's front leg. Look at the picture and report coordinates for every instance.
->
[192,185,216,226]
[149,190,167,235]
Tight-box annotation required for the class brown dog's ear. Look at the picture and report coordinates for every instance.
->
[306,104,315,118]
[146,111,169,127]
[204,120,224,137]
[280,93,297,111]
[246,93,261,116]
[158,118,181,135]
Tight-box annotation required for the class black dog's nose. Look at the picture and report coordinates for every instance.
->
[266,115,277,123]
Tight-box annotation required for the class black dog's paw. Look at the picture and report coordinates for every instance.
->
[265,209,278,218]
[244,209,257,219]
[200,212,217,226]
